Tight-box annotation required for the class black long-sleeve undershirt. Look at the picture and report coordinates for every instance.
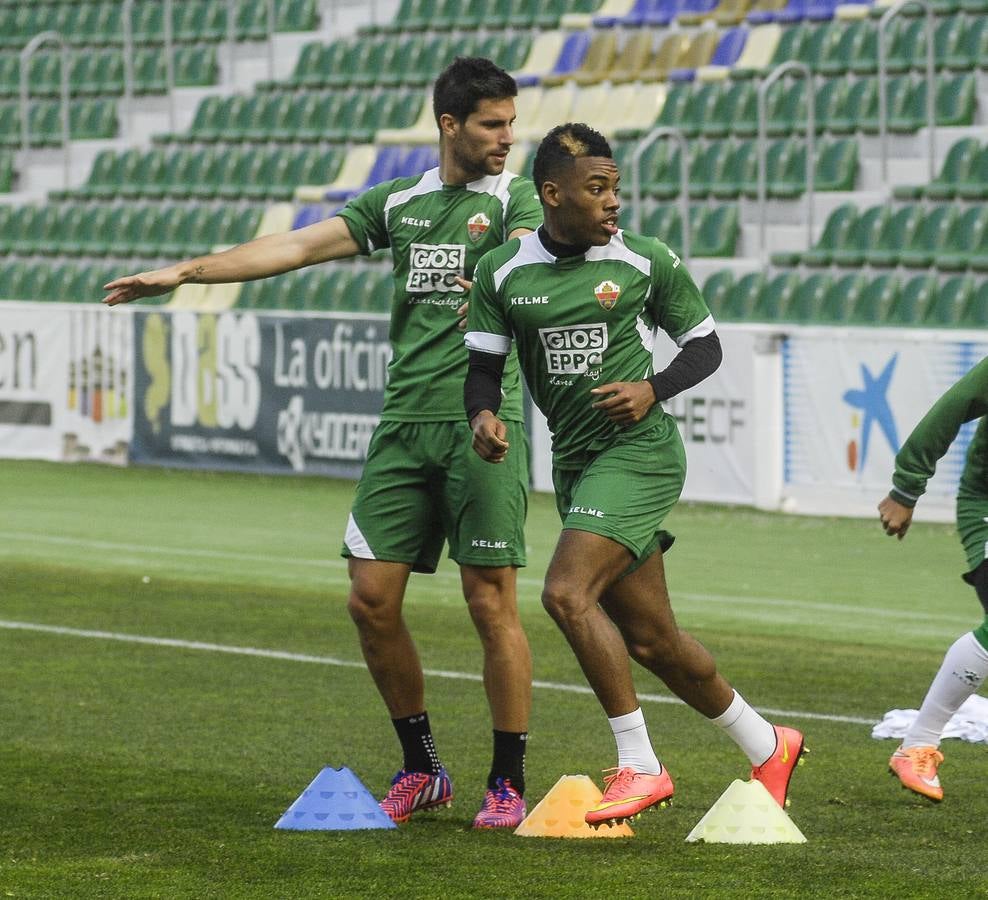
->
[464,350,506,423]
[646,330,722,402]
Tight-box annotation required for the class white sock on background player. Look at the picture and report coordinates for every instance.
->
[711,690,778,765]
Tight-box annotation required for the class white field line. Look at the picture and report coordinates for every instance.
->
[0,618,877,727]
[0,530,974,628]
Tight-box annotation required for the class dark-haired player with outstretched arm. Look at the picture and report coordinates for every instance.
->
[464,122,805,826]
[103,57,541,829]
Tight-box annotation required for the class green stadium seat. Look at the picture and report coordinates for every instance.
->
[711,141,757,200]
[899,204,957,268]
[956,143,988,200]
[936,205,988,271]
[831,205,888,267]
[946,15,988,71]
[719,271,766,321]
[818,20,870,77]
[701,269,734,318]
[849,275,900,325]
[693,204,739,257]
[893,136,978,200]
[923,274,974,325]
[801,203,857,267]
[786,272,834,323]
[703,80,756,139]
[829,77,876,135]
[866,204,924,267]
[890,273,937,324]
[962,280,988,326]
[755,271,800,321]
[815,272,867,323]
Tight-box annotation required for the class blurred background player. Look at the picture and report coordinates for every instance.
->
[463,123,805,826]
[102,57,542,829]
[879,356,988,802]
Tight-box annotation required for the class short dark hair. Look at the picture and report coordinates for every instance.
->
[432,56,518,126]
[532,123,613,193]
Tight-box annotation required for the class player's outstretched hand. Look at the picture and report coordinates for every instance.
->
[878,495,913,540]
[454,276,472,331]
[470,410,509,463]
[590,381,656,426]
[103,267,182,306]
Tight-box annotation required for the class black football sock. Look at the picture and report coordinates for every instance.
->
[488,729,527,796]
[391,711,443,774]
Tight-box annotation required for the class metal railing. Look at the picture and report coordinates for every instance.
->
[878,0,936,183]
[630,126,690,265]
[19,31,70,188]
[757,61,814,263]
[123,0,176,135]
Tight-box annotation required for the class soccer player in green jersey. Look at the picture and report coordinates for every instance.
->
[463,123,805,826]
[880,357,988,802]
[102,57,542,829]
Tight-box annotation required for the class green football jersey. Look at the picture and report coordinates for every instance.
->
[339,167,542,422]
[890,356,988,506]
[467,229,713,468]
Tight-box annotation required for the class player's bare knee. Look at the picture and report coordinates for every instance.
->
[541,578,585,625]
[346,585,398,633]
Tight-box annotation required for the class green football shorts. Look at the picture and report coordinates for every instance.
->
[342,419,529,573]
[551,414,685,568]
[957,492,988,583]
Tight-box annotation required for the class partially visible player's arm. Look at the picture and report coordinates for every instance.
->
[102,216,361,306]
[591,330,722,426]
[464,349,509,463]
[879,357,988,539]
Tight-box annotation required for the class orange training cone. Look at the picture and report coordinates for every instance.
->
[514,775,635,839]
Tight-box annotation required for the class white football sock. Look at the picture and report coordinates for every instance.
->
[608,707,662,775]
[711,690,778,766]
[903,631,988,749]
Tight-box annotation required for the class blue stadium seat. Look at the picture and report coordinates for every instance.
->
[710,26,749,67]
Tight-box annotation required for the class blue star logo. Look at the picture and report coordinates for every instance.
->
[842,354,900,470]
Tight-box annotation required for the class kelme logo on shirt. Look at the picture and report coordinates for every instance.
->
[594,280,621,310]
[538,323,608,375]
[406,243,466,293]
[467,212,490,242]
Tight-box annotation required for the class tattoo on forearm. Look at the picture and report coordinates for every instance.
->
[189,264,206,283]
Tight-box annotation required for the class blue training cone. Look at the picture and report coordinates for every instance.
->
[275,766,397,831]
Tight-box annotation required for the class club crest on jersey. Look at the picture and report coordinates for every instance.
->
[594,280,621,310]
[467,212,490,242]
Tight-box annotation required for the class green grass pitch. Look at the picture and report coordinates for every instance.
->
[0,460,984,898]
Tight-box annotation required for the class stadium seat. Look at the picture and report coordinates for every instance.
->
[729,22,782,75]
[531,32,590,88]
[962,280,988,326]
[800,202,857,266]
[786,272,833,321]
[849,275,899,323]
[668,29,721,81]
[898,204,957,268]
[936,205,988,271]
[755,270,801,319]
[893,136,978,200]
[544,31,616,86]
[871,205,925,270]
[955,143,988,200]
[608,32,655,84]
[701,268,735,316]
[719,270,766,320]
[816,272,867,322]
[513,31,567,87]
[923,274,974,326]
[747,0,790,22]
[711,140,758,198]
[831,205,888,266]
[693,204,739,256]
[889,273,937,324]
